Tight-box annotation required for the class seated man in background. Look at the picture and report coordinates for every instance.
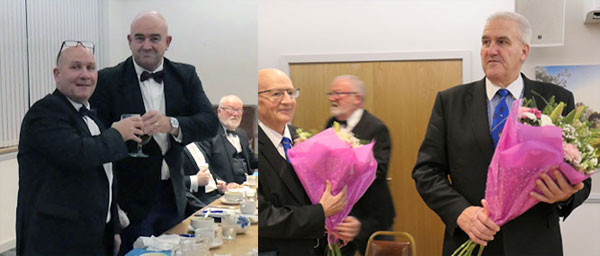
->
[199,94,258,186]
[17,41,142,256]
[182,141,226,216]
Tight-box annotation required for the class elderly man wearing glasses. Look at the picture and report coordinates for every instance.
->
[258,68,361,256]
[324,75,395,256]
[181,94,258,215]
[17,41,143,255]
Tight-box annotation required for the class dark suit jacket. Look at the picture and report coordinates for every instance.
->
[413,74,592,255]
[90,57,219,224]
[17,90,127,255]
[258,125,326,256]
[199,127,258,184]
[182,142,222,216]
[325,110,396,253]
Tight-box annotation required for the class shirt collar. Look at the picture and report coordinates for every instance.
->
[66,97,90,113]
[259,120,292,148]
[132,57,164,81]
[485,74,523,101]
[345,108,364,129]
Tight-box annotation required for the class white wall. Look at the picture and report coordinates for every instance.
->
[258,0,513,81]
[107,0,258,105]
[0,155,18,252]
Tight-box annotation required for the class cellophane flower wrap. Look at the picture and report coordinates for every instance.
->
[287,127,377,252]
[453,99,597,256]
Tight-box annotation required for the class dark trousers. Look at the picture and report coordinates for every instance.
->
[118,181,182,256]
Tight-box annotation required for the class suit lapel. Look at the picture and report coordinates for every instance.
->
[258,126,307,205]
[53,90,92,136]
[350,110,370,138]
[119,58,146,114]
[218,128,237,176]
[163,59,184,116]
[466,79,494,160]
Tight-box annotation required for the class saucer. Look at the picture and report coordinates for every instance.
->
[209,239,223,249]
[220,197,242,205]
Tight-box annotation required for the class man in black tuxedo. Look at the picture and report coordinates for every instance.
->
[182,95,258,215]
[182,141,225,216]
[258,68,360,255]
[17,42,143,255]
[199,94,258,185]
[325,75,395,255]
[90,11,218,254]
[413,12,591,255]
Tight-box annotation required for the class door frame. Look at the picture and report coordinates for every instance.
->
[280,50,472,83]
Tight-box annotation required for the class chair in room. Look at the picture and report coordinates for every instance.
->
[364,231,416,256]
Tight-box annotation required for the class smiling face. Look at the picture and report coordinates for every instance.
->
[128,12,172,71]
[258,69,296,134]
[54,45,97,104]
[480,18,529,87]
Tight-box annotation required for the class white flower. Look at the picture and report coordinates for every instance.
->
[522,112,537,120]
[540,114,553,126]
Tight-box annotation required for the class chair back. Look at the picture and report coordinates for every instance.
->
[364,231,416,256]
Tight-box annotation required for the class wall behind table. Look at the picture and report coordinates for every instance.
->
[107,0,258,105]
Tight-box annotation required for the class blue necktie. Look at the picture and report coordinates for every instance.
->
[281,137,292,162]
[491,89,510,148]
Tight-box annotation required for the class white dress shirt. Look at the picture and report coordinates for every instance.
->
[67,98,113,223]
[132,59,182,180]
[339,108,364,133]
[185,143,217,193]
[485,75,524,129]
[224,125,242,153]
[258,120,292,160]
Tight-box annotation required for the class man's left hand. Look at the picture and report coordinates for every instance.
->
[113,234,121,256]
[333,216,361,241]
[530,170,584,204]
[142,110,171,135]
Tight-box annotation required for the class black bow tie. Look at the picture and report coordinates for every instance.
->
[334,119,348,126]
[140,70,164,83]
[226,130,238,136]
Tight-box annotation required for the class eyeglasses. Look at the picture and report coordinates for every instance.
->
[56,40,95,64]
[220,107,243,114]
[259,88,300,101]
[326,91,358,97]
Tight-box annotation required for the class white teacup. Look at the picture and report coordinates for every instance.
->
[191,216,214,229]
[240,200,256,215]
[224,191,244,202]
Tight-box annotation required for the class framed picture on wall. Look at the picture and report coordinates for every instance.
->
[535,64,600,112]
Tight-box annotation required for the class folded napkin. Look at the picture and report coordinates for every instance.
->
[132,234,180,251]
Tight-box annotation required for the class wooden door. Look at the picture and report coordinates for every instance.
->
[289,59,462,256]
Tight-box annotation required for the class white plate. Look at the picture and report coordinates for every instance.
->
[140,253,167,256]
[220,197,242,205]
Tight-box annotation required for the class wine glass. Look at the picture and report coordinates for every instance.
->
[121,114,150,158]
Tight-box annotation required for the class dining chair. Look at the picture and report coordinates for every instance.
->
[364,231,416,256]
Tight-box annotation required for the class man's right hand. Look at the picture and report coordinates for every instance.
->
[319,180,347,217]
[111,116,143,143]
[457,199,500,246]
[196,168,211,186]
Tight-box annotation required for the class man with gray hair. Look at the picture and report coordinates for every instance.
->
[325,75,395,255]
[413,11,590,255]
